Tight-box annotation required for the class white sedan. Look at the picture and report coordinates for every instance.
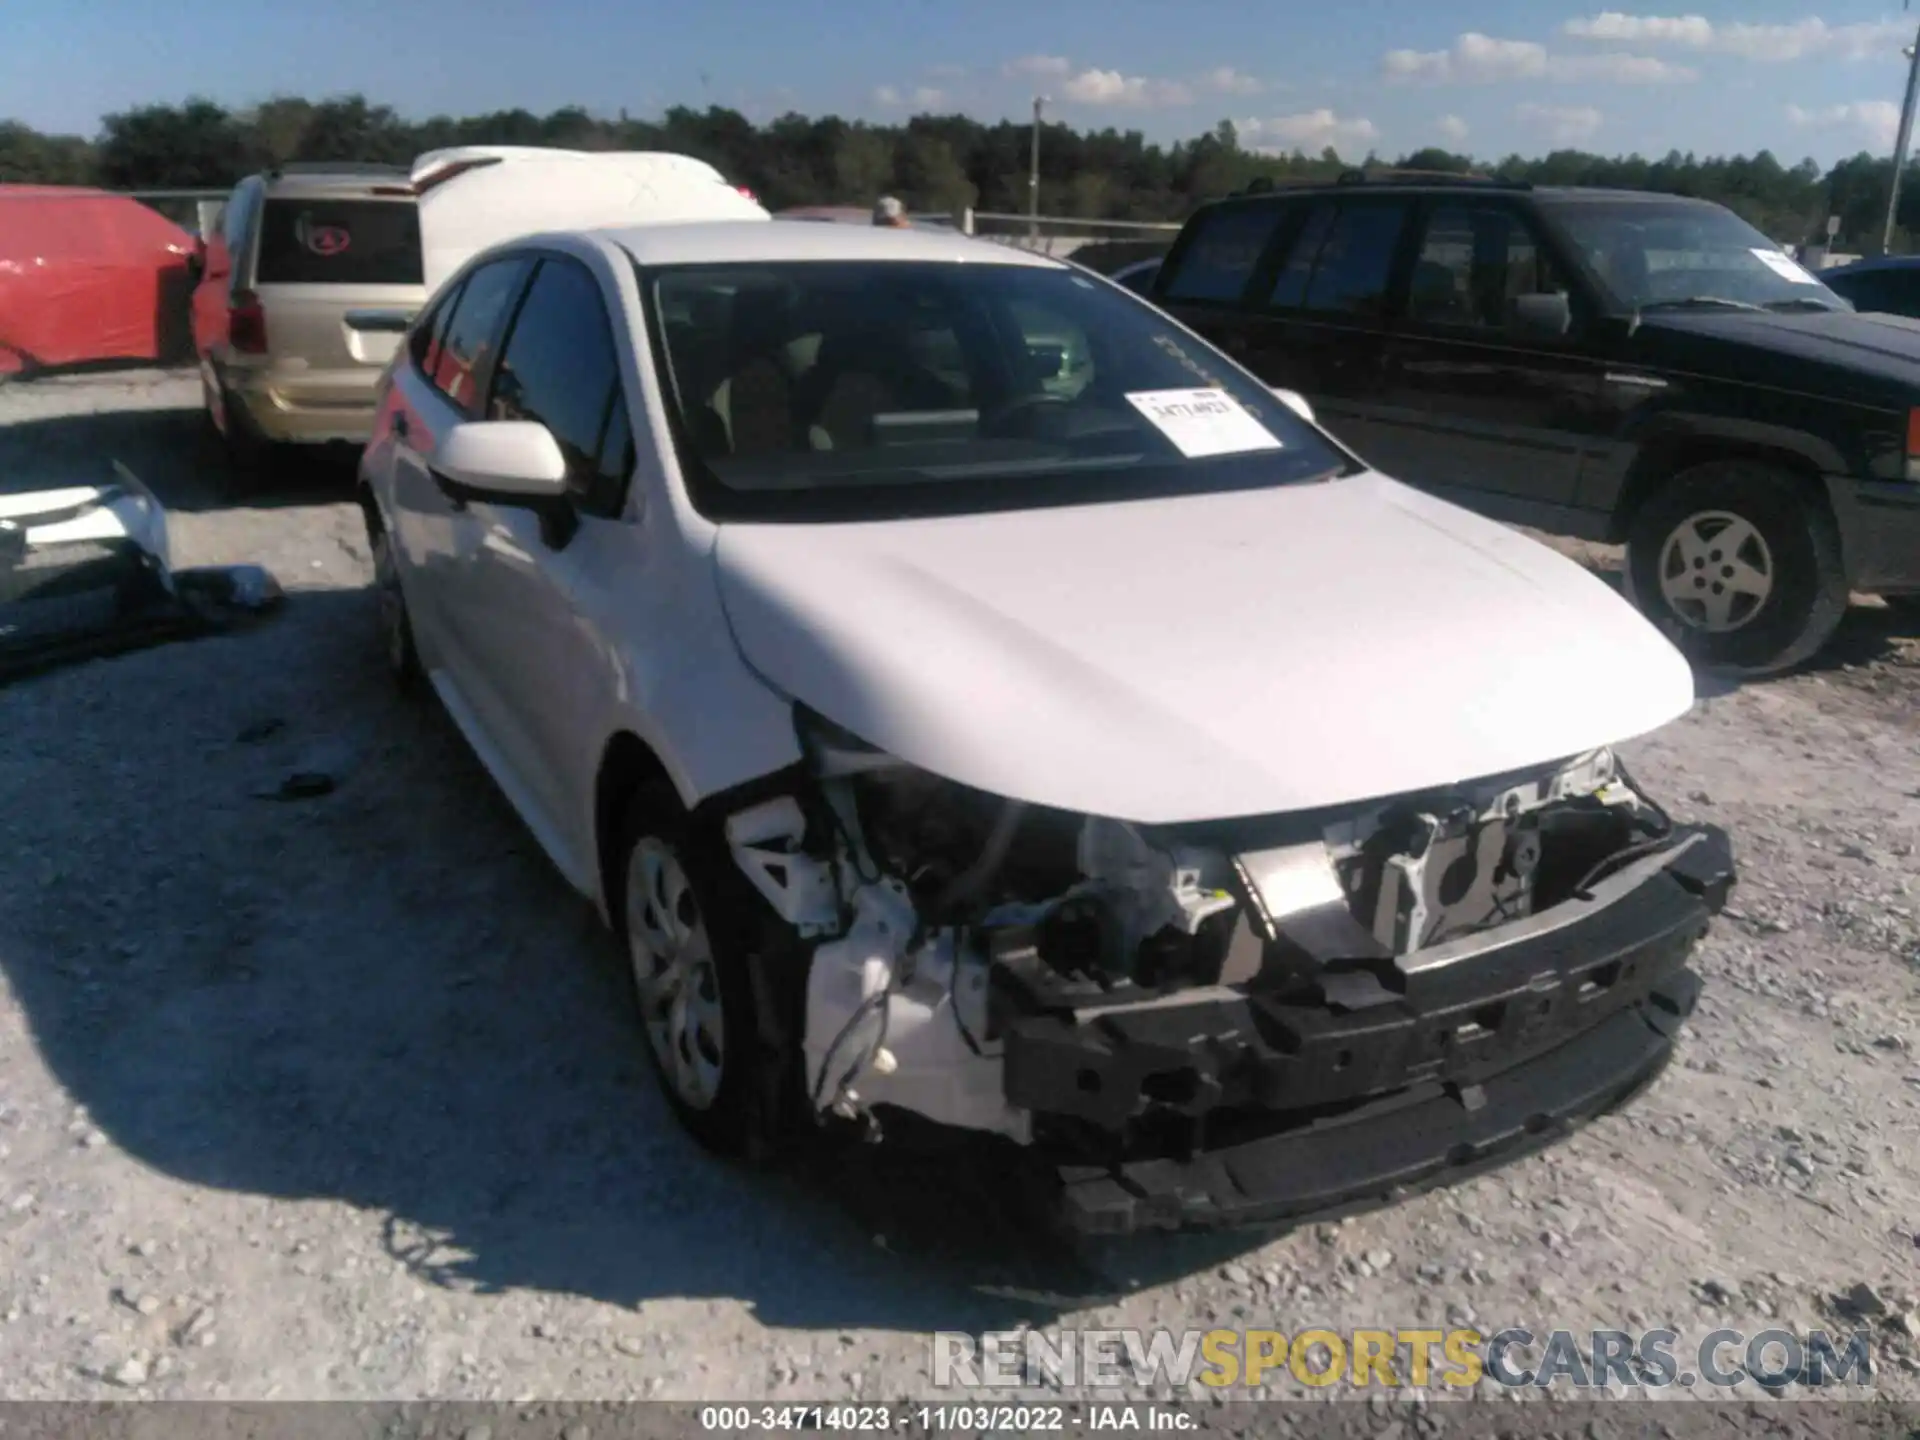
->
[358,215,1736,1233]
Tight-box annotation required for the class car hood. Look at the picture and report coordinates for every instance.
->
[1635,307,1920,400]
[713,472,1696,824]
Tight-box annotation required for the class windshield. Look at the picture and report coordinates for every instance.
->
[1539,198,1847,313]
[643,260,1349,522]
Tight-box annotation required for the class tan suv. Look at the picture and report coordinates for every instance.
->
[190,163,425,492]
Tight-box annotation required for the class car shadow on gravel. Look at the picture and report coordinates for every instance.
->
[0,404,359,512]
[0,584,1260,1338]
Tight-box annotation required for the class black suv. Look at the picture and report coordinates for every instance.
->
[1149,174,1920,672]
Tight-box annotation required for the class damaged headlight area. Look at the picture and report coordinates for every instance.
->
[725,705,1733,1232]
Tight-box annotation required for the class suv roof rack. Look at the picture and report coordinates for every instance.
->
[1335,167,1532,190]
[266,161,413,180]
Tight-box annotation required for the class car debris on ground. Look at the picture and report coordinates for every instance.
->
[1,458,283,683]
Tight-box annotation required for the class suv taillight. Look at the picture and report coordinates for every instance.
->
[735,185,758,204]
[229,290,268,355]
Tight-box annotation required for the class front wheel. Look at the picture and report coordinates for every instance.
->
[1624,461,1848,675]
[616,784,790,1157]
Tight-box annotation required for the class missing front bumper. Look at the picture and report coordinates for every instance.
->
[1053,966,1696,1234]
[1006,823,1732,1234]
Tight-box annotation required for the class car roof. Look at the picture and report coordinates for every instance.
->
[1198,182,1722,210]
[261,171,416,201]
[604,218,1063,270]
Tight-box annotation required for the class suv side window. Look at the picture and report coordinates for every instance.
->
[1299,202,1408,317]
[1268,203,1336,309]
[1161,203,1286,304]
[1409,204,1571,330]
[487,256,633,516]
[427,257,533,415]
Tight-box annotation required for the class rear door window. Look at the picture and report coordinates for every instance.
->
[256,199,423,286]
[1161,203,1287,304]
[1267,203,1337,309]
[425,257,532,414]
[410,278,467,375]
[1300,202,1409,318]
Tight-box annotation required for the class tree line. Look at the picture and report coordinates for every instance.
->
[4,94,1920,249]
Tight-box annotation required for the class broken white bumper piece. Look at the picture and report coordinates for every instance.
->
[1,463,283,681]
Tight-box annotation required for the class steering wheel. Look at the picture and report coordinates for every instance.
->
[979,392,1073,436]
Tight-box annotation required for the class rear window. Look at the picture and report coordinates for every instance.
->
[1161,203,1287,304]
[256,198,423,286]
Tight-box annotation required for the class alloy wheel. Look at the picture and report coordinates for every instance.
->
[1656,509,1774,634]
[624,837,726,1111]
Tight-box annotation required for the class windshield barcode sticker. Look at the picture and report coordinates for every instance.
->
[1125,388,1285,459]
[1751,248,1819,284]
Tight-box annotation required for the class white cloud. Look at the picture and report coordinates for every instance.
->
[1200,66,1266,96]
[1564,14,1910,62]
[1385,33,1547,83]
[1564,12,1714,45]
[872,84,946,109]
[1557,51,1697,82]
[1003,54,1072,79]
[1060,69,1193,107]
[1788,99,1901,148]
[1437,113,1470,143]
[1516,102,1605,143]
[1383,32,1694,84]
[1240,109,1380,154]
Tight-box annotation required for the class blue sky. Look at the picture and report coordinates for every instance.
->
[6,0,1920,162]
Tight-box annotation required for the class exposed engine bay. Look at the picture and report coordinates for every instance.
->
[720,707,1710,1159]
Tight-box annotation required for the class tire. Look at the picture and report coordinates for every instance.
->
[614,783,798,1157]
[209,378,270,499]
[1624,460,1848,675]
[366,509,421,689]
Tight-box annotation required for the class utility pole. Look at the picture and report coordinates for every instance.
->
[1029,95,1046,239]
[1883,0,1920,254]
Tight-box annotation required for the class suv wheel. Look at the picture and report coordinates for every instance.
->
[207,378,269,499]
[1625,460,1847,675]
[616,784,789,1157]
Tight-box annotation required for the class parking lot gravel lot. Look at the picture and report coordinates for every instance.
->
[0,370,1916,1411]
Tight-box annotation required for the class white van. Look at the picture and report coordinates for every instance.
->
[192,147,766,494]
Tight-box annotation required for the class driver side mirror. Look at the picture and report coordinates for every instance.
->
[1511,292,1572,338]
[433,420,578,546]
[436,420,569,499]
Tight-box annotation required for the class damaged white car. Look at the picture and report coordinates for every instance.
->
[358,216,1736,1233]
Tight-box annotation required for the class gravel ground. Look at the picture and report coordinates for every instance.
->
[0,370,1916,1410]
